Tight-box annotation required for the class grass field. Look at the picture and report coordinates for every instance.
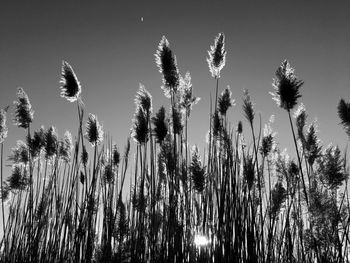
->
[1,33,350,262]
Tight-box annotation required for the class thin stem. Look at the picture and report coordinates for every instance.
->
[287,110,309,206]
[0,143,5,253]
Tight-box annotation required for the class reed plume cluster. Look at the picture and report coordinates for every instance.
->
[0,34,350,263]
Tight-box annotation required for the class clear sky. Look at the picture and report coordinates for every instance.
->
[1,0,350,180]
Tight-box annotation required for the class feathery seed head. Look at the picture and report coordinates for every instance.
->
[260,135,274,158]
[190,145,206,192]
[13,87,34,129]
[81,145,88,165]
[179,72,200,117]
[8,140,29,165]
[294,103,306,120]
[179,72,192,93]
[87,195,99,214]
[260,116,276,157]
[85,113,104,147]
[28,126,45,159]
[60,61,81,102]
[45,126,58,160]
[286,160,300,192]
[103,164,115,184]
[112,144,120,166]
[131,107,149,144]
[152,106,168,144]
[274,149,290,180]
[0,108,8,143]
[157,153,167,182]
[338,98,350,139]
[80,171,85,184]
[243,154,255,190]
[135,83,152,114]
[59,130,72,162]
[207,33,226,79]
[270,181,287,220]
[264,115,275,137]
[212,111,222,138]
[101,149,110,166]
[271,60,303,111]
[218,85,235,116]
[288,161,299,179]
[8,164,28,191]
[0,182,11,202]
[155,36,180,97]
[237,121,243,134]
[159,134,176,172]
[305,122,322,165]
[318,145,347,189]
[294,103,307,143]
[242,89,254,124]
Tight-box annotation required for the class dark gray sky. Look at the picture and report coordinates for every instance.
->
[1,0,350,176]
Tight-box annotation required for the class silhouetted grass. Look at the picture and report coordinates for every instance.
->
[0,34,349,263]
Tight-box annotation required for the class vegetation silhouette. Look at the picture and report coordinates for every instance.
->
[0,33,350,262]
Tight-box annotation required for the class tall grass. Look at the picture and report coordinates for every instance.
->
[0,34,350,263]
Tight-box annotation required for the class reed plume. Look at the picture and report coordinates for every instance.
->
[2,33,350,263]
[8,140,29,165]
[152,106,168,145]
[190,145,205,192]
[135,83,152,115]
[270,181,287,220]
[338,98,350,139]
[0,107,8,245]
[13,87,34,129]
[103,164,115,184]
[81,145,89,165]
[260,116,276,157]
[45,126,58,160]
[59,130,73,162]
[237,120,243,134]
[318,145,347,190]
[28,126,45,160]
[294,103,307,144]
[207,33,226,79]
[304,122,322,166]
[179,72,200,117]
[155,36,179,97]
[0,108,8,143]
[131,107,149,144]
[132,84,152,145]
[8,164,28,191]
[0,182,10,203]
[85,113,104,147]
[212,111,222,138]
[112,144,120,167]
[243,154,255,190]
[218,85,234,116]
[270,60,303,111]
[242,89,254,125]
[271,60,309,207]
[60,61,81,102]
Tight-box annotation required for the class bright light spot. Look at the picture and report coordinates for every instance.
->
[194,234,209,247]
[141,17,144,22]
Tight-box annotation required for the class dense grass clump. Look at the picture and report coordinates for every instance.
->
[0,34,350,263]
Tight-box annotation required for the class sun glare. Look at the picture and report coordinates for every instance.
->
[194,234,210,247]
